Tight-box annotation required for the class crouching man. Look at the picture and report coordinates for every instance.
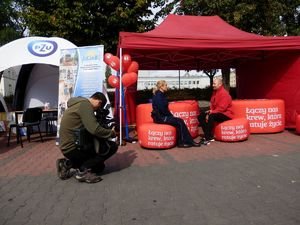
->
[57,92,117,183]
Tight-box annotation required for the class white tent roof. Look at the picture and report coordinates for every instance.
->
[0,37,77,72]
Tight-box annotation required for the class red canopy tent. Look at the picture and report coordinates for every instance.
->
[118,14,300,128]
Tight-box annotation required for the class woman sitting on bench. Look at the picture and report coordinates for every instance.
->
[151,80,200,148]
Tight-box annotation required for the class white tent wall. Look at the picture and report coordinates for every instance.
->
[24,64,59,109]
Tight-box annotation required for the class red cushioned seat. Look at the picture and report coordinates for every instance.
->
[169,100,200,138]
[214,118,250,142]
[232,99,285,133]
[136,103,153,129]
[136,100,200,138]
[138,123,176,149]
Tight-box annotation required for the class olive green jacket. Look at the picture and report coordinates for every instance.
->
[59,97,113,154]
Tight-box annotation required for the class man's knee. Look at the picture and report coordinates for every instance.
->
[208,113,217,121]
[198,112,206,121]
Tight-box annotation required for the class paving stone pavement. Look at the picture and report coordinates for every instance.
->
[0,131,300,225]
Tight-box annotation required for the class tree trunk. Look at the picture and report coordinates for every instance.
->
[209,76,213,87]
[221,68,230,91]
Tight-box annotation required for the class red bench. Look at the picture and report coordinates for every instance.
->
[136,100,200,149]
[214,118,250,142]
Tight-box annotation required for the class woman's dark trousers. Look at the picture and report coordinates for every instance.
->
[164,116,193,145]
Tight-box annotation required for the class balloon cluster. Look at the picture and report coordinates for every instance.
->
[104,53,139,88]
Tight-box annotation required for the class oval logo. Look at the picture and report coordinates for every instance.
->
[28,40,58,57]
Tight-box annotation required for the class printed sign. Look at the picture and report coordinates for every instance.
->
[219,123,249,141]
[28,40,58,57]
[145,129,176,148]
[232,99,285,133]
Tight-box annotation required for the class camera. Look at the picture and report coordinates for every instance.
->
[95,104,119,131]
[74,103,118,152]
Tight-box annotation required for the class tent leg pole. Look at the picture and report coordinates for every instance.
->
[119,48,123,145]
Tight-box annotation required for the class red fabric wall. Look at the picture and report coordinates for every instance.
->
[236,53,300,128]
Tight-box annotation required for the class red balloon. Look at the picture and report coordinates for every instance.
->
[127,61,139,73]
[109,56,120,71]
[108,75,120,88]
[122,54,132,72]
[130,72,138,86]
[122,72,138,87]
[104,53,113,65]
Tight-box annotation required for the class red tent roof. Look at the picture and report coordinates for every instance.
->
[119,14,300,70]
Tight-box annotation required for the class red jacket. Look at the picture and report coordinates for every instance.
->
[210,85,233,118]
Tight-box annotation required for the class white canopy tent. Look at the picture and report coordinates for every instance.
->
[0,36,77,71]
[0,37,77,110]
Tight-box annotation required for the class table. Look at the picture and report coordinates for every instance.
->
[15,108,58,124]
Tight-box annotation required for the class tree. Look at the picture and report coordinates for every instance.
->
[203,69,217,88]
[0,0,25,46]
[158,0,300,36]
[19,0,162,53]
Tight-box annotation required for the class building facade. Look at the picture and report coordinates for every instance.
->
[0,66,20,97]
[137,71,211,90]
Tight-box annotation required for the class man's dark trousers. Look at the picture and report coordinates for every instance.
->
[64,141,118,173]
[198,111,231,140]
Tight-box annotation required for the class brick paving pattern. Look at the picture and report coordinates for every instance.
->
[0,131,300,225]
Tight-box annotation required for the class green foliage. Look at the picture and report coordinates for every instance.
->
[18,0,162,52]
[0,0,24,45]
[2,0,298,49]
[158,0,300,36]
[105,65,113,88]
[0,27,21,46]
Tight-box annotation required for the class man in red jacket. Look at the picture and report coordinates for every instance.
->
[198,77,233,145]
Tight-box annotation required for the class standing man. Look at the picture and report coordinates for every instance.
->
[57,92,117,183]
[198,77,233,145]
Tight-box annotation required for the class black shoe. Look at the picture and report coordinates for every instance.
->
[200,138,211,145]
[192,141,201,147]
[209,138,215,142]
[177,143,192,148]
[56,158,73,180]
[75,169,103,183]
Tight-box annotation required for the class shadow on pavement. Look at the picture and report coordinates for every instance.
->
[103,150,137,174]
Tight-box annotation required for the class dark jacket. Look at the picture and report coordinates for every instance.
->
[210,85,233,118]
[151,90,173,123]
[59,97,113,154]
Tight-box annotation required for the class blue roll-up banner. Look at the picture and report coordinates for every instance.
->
[56,45,105,144]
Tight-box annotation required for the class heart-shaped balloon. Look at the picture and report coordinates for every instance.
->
[127,61,139,73]
[122,54,132,72]
[108,75,120,88]
[104,53,113,65]
[122,72,138,87]
[109,56,120,71]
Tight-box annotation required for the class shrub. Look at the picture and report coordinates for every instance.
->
[108,87,236,106]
